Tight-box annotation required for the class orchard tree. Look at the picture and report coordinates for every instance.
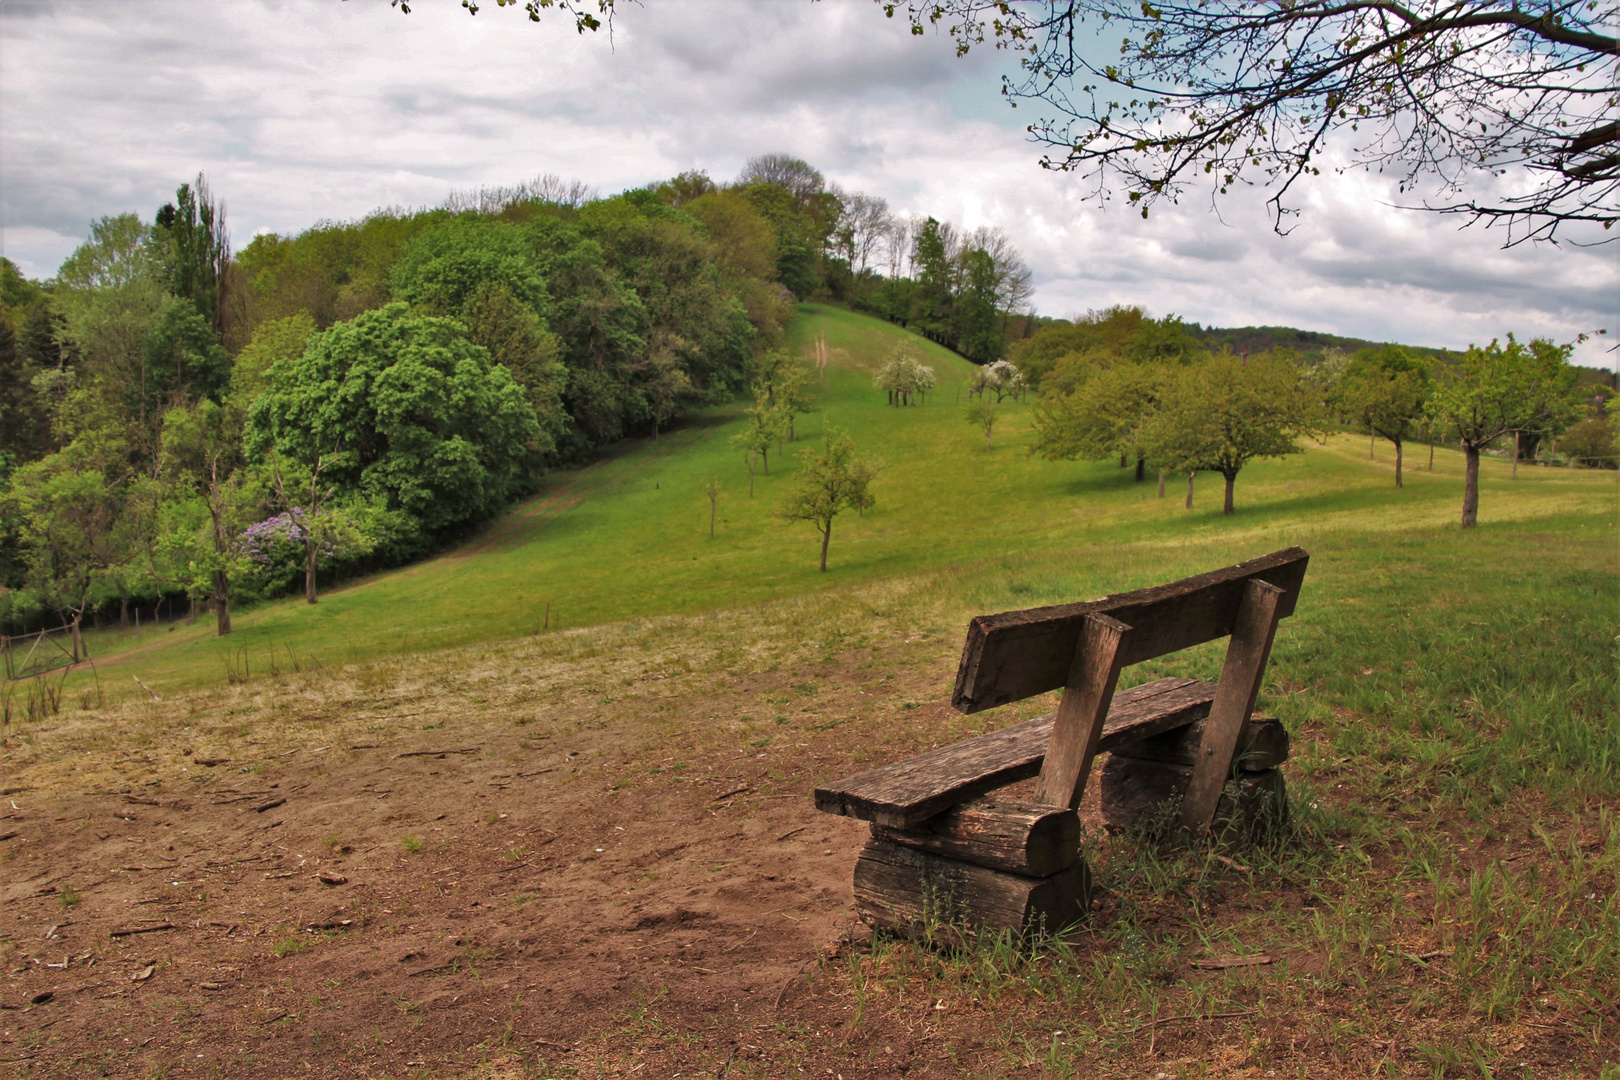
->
[965,400,999,450]
[1143,352,1320,514]
[730,393,784,486]
[1425,336,1580,526]
[776,427,879,572]
[1337,346,1432,487]
[1030,361,1164,481]
[874,346,937,406]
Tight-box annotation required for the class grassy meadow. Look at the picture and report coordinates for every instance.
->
[5,304,1617,1077]
[56,303,1617,704]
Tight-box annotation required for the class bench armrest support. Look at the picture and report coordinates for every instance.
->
[1032,613,1132,810]
[1179,579,1287,833]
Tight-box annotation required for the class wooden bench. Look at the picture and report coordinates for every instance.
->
[814,547,1309,940]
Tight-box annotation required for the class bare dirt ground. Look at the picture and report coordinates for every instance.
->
[1,581,1612,1079]
[0,584,1011,1079]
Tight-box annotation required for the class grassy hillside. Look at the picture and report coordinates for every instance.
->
[5,303,1616,1077]
[63,302,1614,700]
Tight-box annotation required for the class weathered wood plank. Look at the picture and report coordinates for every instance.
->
[815,677,1216,828]
[853,835,1091,941]
[873,797,1080,877]
[1111,715,1289,771]
[1100,757,1289,838]
[1033,613,1131,810]
[952,548,1309,713]
[1179,580,1286,833]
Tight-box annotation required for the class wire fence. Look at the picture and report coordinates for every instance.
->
[1,622,86,681]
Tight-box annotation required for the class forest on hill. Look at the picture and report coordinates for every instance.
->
[0,156,1036,638]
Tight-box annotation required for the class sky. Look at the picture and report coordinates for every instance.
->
[1,0,1615,364]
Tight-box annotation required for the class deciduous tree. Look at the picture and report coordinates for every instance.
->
[245,303,541,553]
[775,427,878,572]
[1142,352,1320,514]
[1337,346,1432,487]
[1424,336,1579,526]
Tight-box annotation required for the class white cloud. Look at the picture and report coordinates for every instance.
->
[1,0,1613,364]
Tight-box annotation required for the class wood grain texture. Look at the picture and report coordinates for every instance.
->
[873,797,1081,877]
[951,548,1308,713]
[1100,757,1289,837]
[1111,715,1289,771]
[1032,613,1131,810]
[853,835,1092,941]
[815,677,1216,828]
[1179,580,1287,833]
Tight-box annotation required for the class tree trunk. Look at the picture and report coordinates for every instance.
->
[305,537,319,604]
[1119,453,1128,468]
[1428,442,1435,471]
[1222,471,1236,515]
[1462,443,1480,528]
[1185,472,1195,510]
[1157,470,1166,498]
[1394,439,1403,488]
[761,446,769,476]
[215,571,232,636]
[1134,456,1145,482]
[1512,430,1520,478]
[70,615,83,662]
[1370,432,1375,459]
[819,523,831,573]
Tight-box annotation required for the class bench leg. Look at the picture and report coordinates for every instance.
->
[1033,613,1132,810]
[1179,579,1287,834]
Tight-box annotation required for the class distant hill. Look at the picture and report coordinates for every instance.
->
[1184,323,1447,364]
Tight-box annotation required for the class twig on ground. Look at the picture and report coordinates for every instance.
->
[396,748,478,759]
[1129,1008,1258,1034]
[1190,955,1272,970]
[109,923,174,938]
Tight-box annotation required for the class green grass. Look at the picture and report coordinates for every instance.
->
[6,316,1615,1078]
[67,302,1615,707]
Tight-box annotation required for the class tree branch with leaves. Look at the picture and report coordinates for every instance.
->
[883,0,1618,244]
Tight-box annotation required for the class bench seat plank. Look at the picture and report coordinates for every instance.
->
[815,677,1217,828]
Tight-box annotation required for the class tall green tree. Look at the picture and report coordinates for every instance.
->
[245,303,541,553]
[953,248,1003,362]
[155,175,231,334]
[1425,336,1579,527]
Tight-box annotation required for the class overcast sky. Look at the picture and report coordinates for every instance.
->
[1,0,1614,363]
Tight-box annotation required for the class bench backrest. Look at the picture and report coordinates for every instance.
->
[952,547,1310,713]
